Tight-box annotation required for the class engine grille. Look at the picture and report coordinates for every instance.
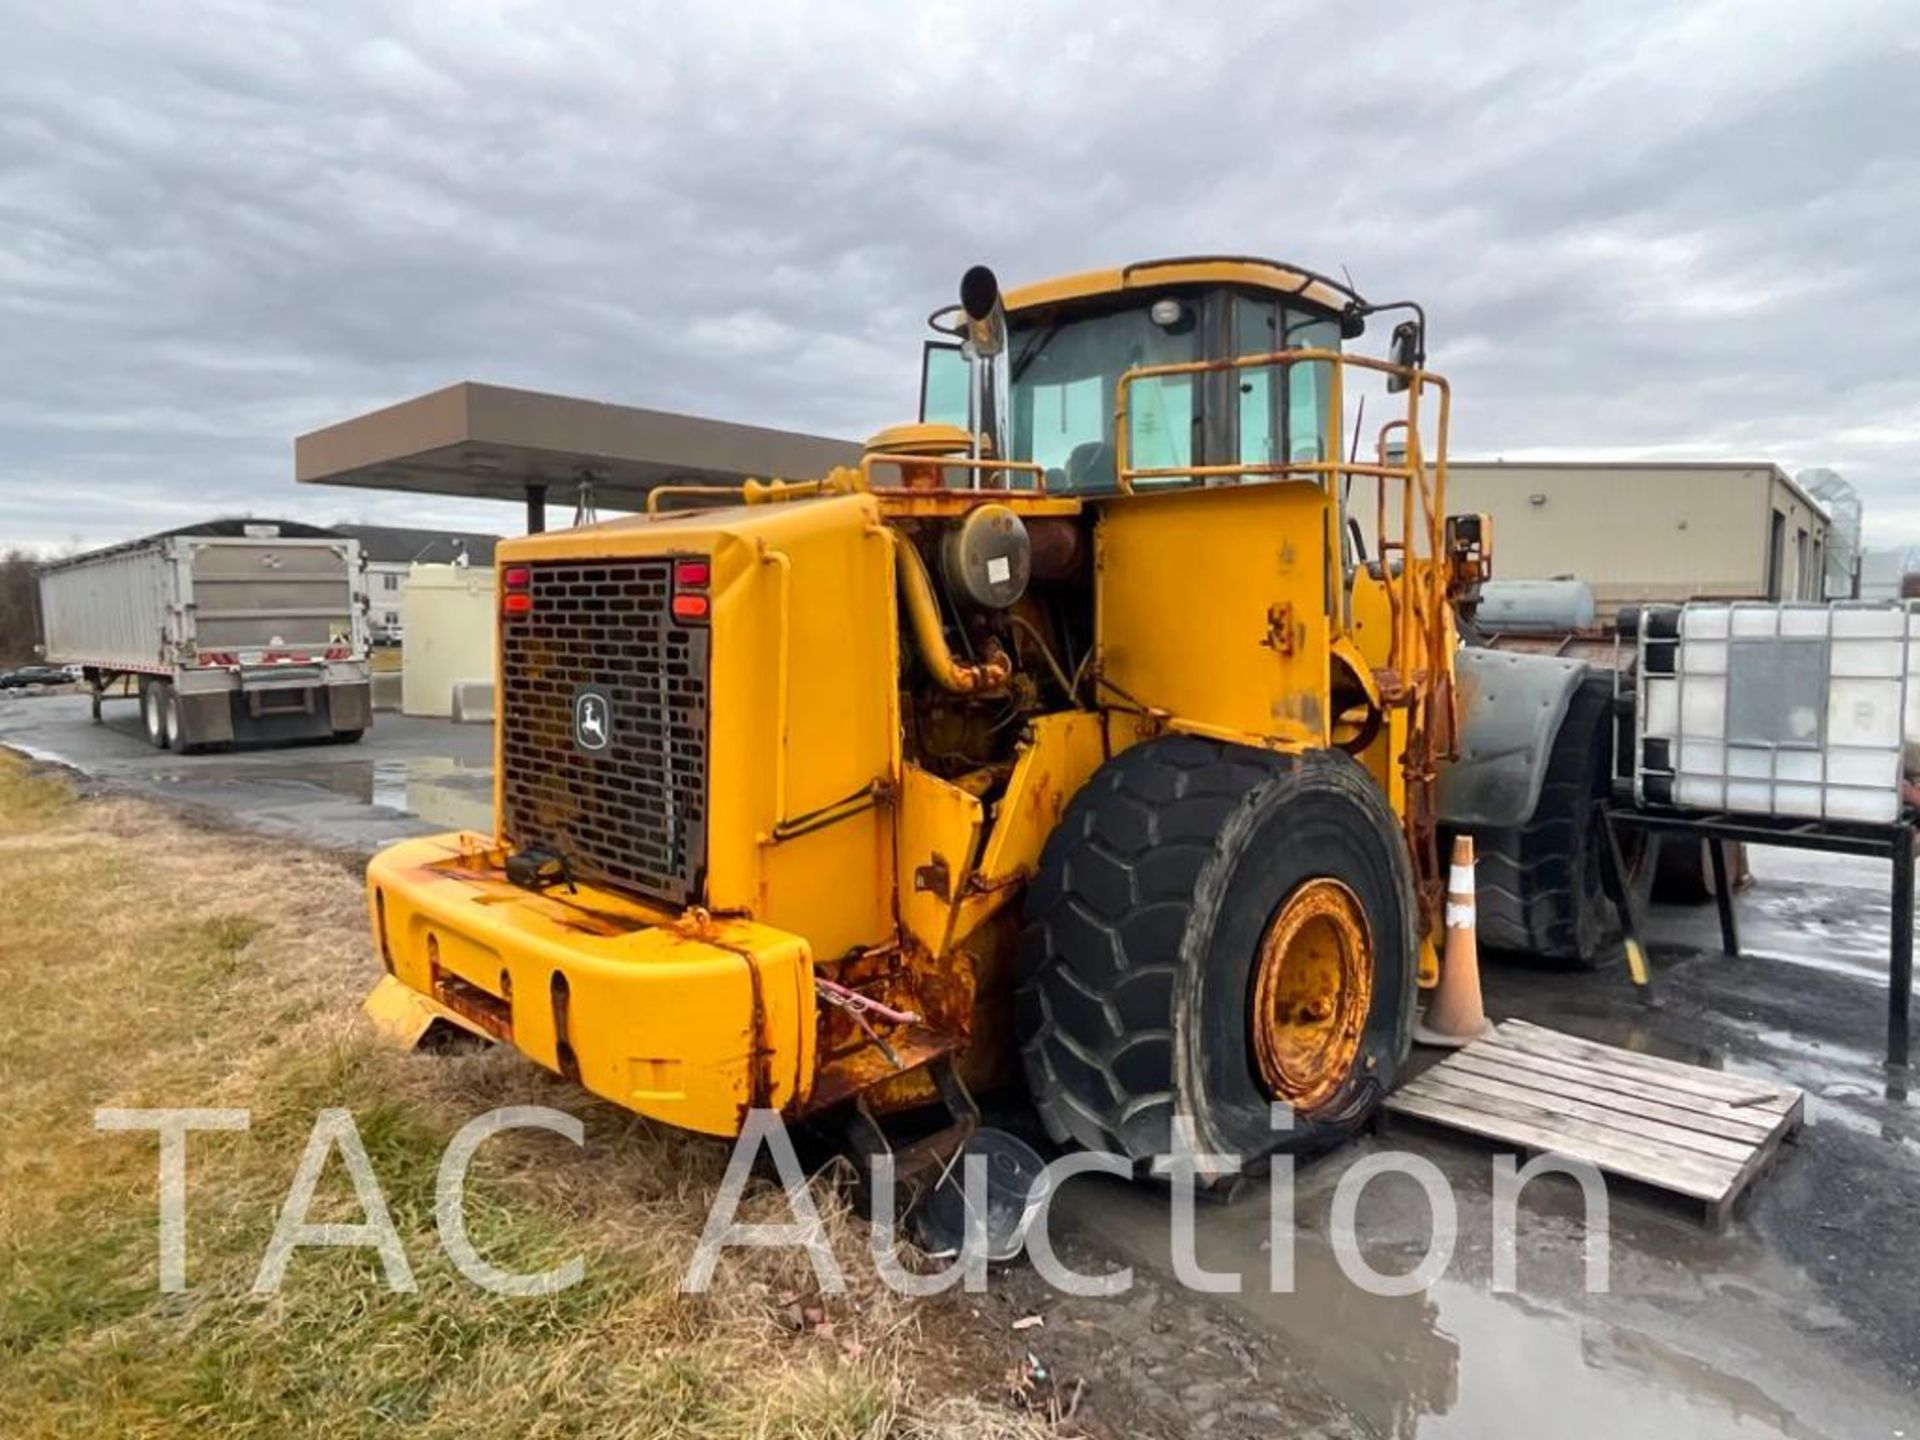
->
[500,558,709,906]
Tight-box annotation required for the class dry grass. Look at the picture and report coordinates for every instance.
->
[0,753,1050,1439]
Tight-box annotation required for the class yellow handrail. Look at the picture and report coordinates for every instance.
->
[1111,344,1458,930]
[1111,347,1451,686]
[645,478,837,515]
[858,453,1048,493]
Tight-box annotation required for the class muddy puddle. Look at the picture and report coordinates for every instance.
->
[1054,1156,1907,1440]
[1044,854,1919,1439]
[140,753,494,833]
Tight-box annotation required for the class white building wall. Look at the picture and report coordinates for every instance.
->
[367,560,409,634]
[1439,462,1830,619]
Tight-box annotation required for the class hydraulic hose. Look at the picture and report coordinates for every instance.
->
[890,530,1011,694]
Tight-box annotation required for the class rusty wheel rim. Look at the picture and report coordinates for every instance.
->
[1250,878,1373,1111]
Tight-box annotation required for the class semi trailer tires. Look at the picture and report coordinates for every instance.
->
[1471,672,1641,967]
[1017,737,1418,1175]
[162,686,190,753]
[140,679,173,750]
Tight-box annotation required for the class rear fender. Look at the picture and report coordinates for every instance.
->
[1438,647,1591,828]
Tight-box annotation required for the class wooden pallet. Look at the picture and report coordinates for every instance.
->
[1384,1019,1804,1225]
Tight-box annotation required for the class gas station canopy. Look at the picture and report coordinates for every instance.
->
[296,382,865,531]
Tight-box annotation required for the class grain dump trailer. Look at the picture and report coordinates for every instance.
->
[37,519,371,751]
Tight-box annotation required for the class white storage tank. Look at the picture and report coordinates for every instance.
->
[400,564,497,719]
[1635,601,1917,823]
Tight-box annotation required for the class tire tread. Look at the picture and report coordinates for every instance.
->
[1471,673,1616,966]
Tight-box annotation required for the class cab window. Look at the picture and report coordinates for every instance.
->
[1233,294,1338,471]
[1003,288,1342,494]
[1286,315,1340,465]
[920,341,969,428]
[1010,303,1198,492]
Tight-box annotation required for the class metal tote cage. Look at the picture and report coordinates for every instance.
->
[1634,601,1918,824]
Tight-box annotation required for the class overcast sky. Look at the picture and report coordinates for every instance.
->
[4,0,1916,555]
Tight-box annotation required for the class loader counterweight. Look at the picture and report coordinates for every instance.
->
[369,833,817,1134]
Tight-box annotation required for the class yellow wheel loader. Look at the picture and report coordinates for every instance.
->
[365,256,1582,1179]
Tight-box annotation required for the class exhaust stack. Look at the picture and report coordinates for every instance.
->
[959,265,1008,476]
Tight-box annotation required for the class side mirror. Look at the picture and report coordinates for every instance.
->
[1386,320,1424,394]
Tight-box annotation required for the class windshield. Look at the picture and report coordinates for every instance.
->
[1004,290,1341,494]
[1010,304,1197,492]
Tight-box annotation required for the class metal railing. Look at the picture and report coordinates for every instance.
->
[857,453,1048,494]
[1113,347,1458,926]
[1112,347,1452,698]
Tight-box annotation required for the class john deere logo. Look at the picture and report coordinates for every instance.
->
[572,686,613,754]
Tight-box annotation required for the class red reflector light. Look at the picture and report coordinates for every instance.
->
[675,559,710,588]
[503,565,531,589]
[671,593,710,622]
[503,592,533,616]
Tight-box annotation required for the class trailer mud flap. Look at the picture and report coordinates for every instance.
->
[327,681,373,733]
[176,689,236,745]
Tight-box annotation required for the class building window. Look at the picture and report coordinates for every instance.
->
[382,573,400,592]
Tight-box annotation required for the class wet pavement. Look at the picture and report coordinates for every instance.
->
[5,686,1917,1436]
[0,690,492,852]
[1035,846,1920,1438]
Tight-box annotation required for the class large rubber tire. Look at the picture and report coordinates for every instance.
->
[1472,673,1630,967]
[141,679,171,749]
[162,687,192,753]
[1016,738,1419,1171]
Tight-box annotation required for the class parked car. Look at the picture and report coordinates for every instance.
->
[0,665,76,689]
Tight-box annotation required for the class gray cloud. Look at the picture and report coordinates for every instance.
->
[2,0,1916,552]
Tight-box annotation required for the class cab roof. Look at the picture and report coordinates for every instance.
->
[1002,255,1365,319]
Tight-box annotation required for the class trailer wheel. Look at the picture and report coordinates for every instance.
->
[140,679,170,749]
[1017,738,1418,1173]
[1473,673,1643,967]
[163,687,215,754]
[161,686,191,752]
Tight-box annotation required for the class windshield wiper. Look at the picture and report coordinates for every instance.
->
[1010,318,1064,383]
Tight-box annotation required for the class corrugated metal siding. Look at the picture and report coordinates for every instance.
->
[37,544,176,671]
[39,537,367,670]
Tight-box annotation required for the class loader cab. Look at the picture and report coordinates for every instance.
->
[921,266,1357,495]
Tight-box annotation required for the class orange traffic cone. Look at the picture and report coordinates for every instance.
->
[1414,835,1497,1048]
